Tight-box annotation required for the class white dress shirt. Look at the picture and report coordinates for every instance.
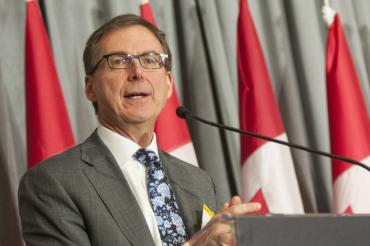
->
[97,125,162,246]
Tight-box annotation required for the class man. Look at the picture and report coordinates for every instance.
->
[19,14,260,245]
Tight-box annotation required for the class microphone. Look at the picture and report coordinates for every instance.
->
[176,106,370,173]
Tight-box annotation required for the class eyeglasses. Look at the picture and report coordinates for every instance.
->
[91,52,168,73]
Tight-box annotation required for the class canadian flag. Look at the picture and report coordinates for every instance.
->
[324,7,370,213]
[25,0,75,168]
[140,0,198,166]
[237,0,303,213]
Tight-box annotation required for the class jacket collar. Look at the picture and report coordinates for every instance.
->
[81,131,203,239]
[80,131,156,246]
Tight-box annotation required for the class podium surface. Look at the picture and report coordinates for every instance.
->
[235,214,370,246]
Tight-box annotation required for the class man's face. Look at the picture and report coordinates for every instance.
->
[85,25,173,132]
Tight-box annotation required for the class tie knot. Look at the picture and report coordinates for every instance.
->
[133,148,159,167]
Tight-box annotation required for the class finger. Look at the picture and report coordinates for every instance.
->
[216,213,233,223]
[218,203,229,213]
[218,232,236,246]
[226,202,261,215]
[201,214,231,232]
[229,196,242,207]
[196,221,232,244]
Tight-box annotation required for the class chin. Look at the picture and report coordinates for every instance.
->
[124,112,157,124]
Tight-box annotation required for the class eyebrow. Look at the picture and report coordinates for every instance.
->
[104,50,161,56]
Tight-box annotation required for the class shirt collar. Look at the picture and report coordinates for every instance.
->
[97,124,159,167]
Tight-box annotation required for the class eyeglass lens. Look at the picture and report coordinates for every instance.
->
[107,54,163,69]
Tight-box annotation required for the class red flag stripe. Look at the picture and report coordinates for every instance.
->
[140,1,196,163]
[154,88,192,152]
[26,0,75,168]
[326,13,370,213]
[238,0,284,163]
[249,188,270,214]
[326,15,370,180]
[238,0,303,213]
[140,1,157,26]
[343,206,353,214]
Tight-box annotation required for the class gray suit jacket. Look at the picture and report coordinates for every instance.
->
[18,131,217,246]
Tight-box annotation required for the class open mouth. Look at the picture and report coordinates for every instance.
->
[124,92,150,99]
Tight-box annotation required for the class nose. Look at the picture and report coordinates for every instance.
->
[127,59,144,81]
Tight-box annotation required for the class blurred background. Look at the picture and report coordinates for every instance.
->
[1,0,369,245]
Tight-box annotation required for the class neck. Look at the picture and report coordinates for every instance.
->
[99,120,154,148]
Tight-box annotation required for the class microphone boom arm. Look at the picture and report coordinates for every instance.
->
[177,107,370,173]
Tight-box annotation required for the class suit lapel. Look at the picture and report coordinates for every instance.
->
[159,151,204,236]
[81,131,155,246]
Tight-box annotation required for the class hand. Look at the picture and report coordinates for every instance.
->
[187,196,261,246]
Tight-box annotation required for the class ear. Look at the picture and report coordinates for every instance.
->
[85,75,97,102]
[165,71,174,99]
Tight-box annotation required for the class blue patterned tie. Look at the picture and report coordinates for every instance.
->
[133,149,187,245]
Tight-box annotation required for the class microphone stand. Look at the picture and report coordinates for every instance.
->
[176,107,370,173]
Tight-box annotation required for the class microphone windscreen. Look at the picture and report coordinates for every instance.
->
[176,106,191,119]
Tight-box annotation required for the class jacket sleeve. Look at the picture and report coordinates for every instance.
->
[18,167,91,246]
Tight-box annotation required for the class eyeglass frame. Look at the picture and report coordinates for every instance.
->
[90,52,169,74]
